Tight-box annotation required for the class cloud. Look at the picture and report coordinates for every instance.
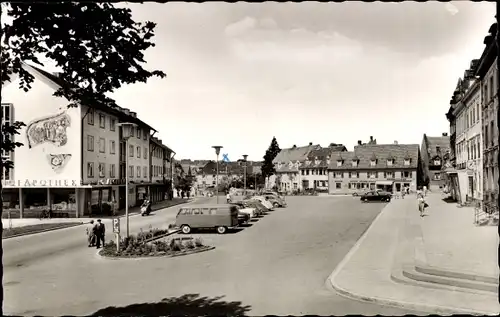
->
[259,17,278,29]
[224,16,257,37]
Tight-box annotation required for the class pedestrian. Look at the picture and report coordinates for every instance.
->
[96,219,106,248]
[423,185,428,197]
[406,186,410,195]
[86,220,95,247]
[417,190,426,217]
[226,192,231,203]
[92,221,100,248]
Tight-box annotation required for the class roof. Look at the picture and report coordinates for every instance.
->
[25,62,157,132]
[299,146,348,169]
[424,135,450,158]
[273,144,320,164]
[328,144,420,170]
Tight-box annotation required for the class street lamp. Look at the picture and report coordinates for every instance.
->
[212,146,223,204]
[242,154,248,194]
[117,122,137,238]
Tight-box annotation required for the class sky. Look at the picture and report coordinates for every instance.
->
[4,2,497,161]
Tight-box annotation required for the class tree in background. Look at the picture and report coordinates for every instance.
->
[0,3,166,311]
[261,136,281,187]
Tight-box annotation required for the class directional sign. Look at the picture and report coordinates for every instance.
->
[222,153,230,163]
[113,218,120,233]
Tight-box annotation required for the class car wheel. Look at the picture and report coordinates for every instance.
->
[386,197,391,202]
[216,226,227,234]
[181,225,191,234]
[363,198,368,203]
[273,202,279,208]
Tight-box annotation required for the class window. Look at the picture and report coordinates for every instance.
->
[352,160,358,167]
[434,159,441,165]
[490,121,494,146]
[387,159,393,166]
[370,160,376,167]
[335,182,341,189]
[110,164,116,178]
[403,171,411,178]
[137,128,141,139]
[110,118,116,131]
[485,125,489,147]
[87,162,94,178]
[368,172,377,179]
[384,171,394,178]
[137,146,141,158]
[87,135,94,151]
[490,76,494,100]
[87,108,94,125]
[301,170,305,175]
[336,160,342,167]
[144,147,148,159]
[433,173,441,180]
[98,163,105,178]
[129,165,134,177]
[143,131,148,140]
[143,166,148,178]
[404,159,410,166]
[99,137,106,153]
[335,172,343,178]
[129,145,134,157]
[110,140,116,154]
[306,170,310,175]
[99,114,106,128]
[137,166,141,178]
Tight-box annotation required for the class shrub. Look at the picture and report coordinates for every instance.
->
[168,223,176,230]
[169,239,182,252]
[194,237,204,247]
[184,239,195,249]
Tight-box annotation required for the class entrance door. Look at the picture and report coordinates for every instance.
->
[396,183,401,192]
[468,176,474,200]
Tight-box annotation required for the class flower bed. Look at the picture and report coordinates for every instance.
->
[99,233,212,258]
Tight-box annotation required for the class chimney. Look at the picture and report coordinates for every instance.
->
[357,140,362,145]
[309,142,313,146]
[442,132,448,136]
[394,140,398,145]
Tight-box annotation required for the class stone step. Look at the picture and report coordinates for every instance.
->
[415,264,498,285]
[402,265,498,294]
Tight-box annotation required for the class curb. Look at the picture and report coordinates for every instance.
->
[2,222,85,240]
[96,245,215,261]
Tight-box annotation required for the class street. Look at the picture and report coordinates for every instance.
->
[3,196,423,316]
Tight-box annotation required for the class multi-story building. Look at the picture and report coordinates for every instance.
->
[1,62,174,218]
[328,143,420,195]
[299,144,347,191]
[149,136,174,203]
[268,143,321,192]
[420,133,451,191]
[477,22,498,214]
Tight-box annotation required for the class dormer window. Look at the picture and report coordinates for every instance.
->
[387,159,393,166]
[351,160,358,167]
[337,160,343,167]
[288,162,293,168]
[433,159,441,165]
[370,160,376,167]
[404,159,411,166]
[277,162,282,169]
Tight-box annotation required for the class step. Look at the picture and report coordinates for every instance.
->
[415,264,498,285]
[402,264,498,294]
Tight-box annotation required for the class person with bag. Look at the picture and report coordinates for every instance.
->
[86,220,96,247]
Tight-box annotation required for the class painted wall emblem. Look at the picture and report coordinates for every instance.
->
[47,154,72,173]
[26,111,71,148]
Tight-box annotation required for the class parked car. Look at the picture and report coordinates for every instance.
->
[231,203,257,218]
[252,196,275,210]
[238,212,250,225]
[360,190,392,202]
[175,204,239,234]
[263,194,287,207]
[242,199,267,215]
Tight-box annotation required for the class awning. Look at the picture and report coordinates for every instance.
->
[376,181,394,186]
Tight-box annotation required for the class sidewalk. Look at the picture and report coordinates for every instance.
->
[418,193,498,280]
[2,198,193,228]
[329,195,500,315]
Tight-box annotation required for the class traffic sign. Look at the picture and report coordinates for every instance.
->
[113,218,120,233]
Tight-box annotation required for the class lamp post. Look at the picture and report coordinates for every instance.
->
[212,146,223,204]
[242,154,248,194]
[117,122,137,238]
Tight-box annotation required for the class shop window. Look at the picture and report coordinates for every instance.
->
[336,182,341,189]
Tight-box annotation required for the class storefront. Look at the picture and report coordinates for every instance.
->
[88,186,117,217]
[135,185,148,207]
[149,183,168,204]
[376,180,394,193]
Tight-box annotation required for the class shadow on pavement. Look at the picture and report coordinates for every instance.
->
[441,197,456,204]
[190,228,245,234]
[91,294,251,316]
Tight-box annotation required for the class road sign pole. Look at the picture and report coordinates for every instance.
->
[116,233,120,253]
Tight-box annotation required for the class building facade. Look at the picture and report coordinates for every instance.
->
[299,145,347,191]
[420,133,451,191]
[1,62,174,218]
[476,23,499,214]
[328,143,420,195]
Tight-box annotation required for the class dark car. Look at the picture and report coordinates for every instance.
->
[238,212,250,225]
[360,190,392,202]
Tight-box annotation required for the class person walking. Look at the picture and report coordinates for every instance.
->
[86,220,95,247]
[417,190,426,217]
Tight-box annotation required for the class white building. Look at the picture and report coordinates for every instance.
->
[1,62,170,218]
[453,75,482,203]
